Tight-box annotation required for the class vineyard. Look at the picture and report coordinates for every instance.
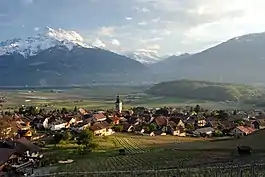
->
[36,164,265,177]
[40,135,265,177]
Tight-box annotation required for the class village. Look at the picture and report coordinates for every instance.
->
[0,95,265,176]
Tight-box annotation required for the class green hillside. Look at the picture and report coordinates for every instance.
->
[146,80,265,102]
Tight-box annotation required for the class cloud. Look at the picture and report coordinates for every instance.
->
[147,44,160,50]
[34,27,39,31]
[126,17,133,21]
[140,37,163,43]
[92,38,106,48]
[138,21,147,26]
[133,7,150,13]
[111,39,120,46]
[97,26,116,37]
[152,18,160,23]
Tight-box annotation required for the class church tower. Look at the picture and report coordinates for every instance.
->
[115,95,122,113]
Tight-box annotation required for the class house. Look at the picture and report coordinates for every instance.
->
[197,115,207,127]
[92,113,107,122]
[5,137,40,156]
[252,119,265,130]
[168,121,186,137]
[121,122,134,132]
[206,121,219,129]
[232,126,257,136]
[17,129,32,140]
[0,148,16,172]
[169,118,185,128]
[193,127,215,137]
[90,122,113,136]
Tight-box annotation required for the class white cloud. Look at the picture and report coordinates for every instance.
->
[111,39,120,46]
[134,7,150,13]
[34,27,39,31]
[97,26,116,37]
[92,38,106,48]
[138,21,147,26]
[147,44,160,50]
[152,18,160,23]
[86,0,265,56]
[140,38,163,43]
[126,17,133,21]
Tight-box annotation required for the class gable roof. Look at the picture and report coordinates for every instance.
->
[236,126,256,134]
[90,121,110,131]
[194,127,215,134]
[6,137,40,154]
[155,116,168,126]
[93,113,106,121]
[169,117,182,124]
[0,148,15,166]
[253,119,265,126]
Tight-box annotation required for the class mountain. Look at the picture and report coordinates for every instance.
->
[0,27,147,86]
[151,32,265,84]
[152,53,190,70]
[124,49,161,65]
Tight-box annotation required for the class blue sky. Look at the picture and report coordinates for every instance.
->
[1,0,265,56]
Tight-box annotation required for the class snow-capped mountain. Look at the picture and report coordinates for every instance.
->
[124,49,161,65]
[0,27,147,86]
[0,27,94,57]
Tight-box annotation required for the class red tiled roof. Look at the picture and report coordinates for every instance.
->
[236,126,256,134]
[155,116,168,126]
[90,121,110,131]
[93,113,106,120]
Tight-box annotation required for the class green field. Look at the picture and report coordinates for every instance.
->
[0,85,255,111]
[41,132,265,176]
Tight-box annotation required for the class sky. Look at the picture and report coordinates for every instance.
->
[1,0,265,56]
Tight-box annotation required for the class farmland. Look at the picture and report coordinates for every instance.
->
[38,133,265,177]
[0,85,251,111]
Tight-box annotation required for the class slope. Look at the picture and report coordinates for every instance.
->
[151,32,265,84]
[146,80,265,102]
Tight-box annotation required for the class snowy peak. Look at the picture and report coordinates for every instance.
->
[0,27,93,57]
[124,49,161,65]
[45,26,84,43]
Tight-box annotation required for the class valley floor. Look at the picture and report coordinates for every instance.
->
[0,86,254,111]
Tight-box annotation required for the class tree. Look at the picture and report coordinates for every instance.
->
[113,125,123,132]
[61,108,68,114]
[73,106,78,113]
[185,123,195,131]
[53,133,63,147]
[149,123,157,132]
[194,105,201,113]
[62,131,72,141]
[217,110,229,119]
[77,129,94,148]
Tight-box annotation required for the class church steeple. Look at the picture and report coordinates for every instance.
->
[115,95,122,113]
[116,95,120,104]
